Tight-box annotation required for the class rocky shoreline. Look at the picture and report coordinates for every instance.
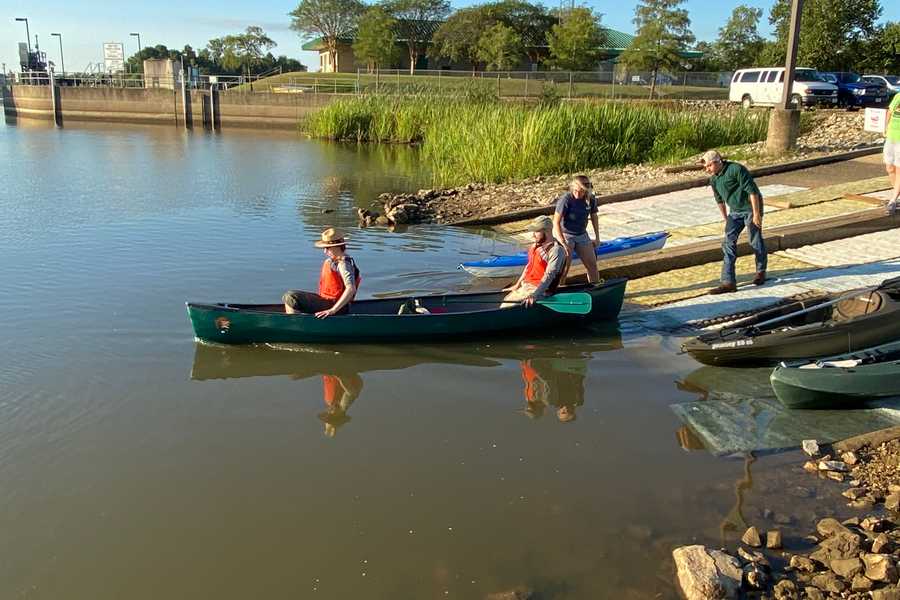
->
[673,431,900,600]
[359,110,883,227]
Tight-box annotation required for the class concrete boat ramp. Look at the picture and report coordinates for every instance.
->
[481,157,900,455]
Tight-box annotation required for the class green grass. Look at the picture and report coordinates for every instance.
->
[234,70,729,100]
[303,95,768,186]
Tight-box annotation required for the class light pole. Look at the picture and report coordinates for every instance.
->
[130,32,143,74]
[14,17,31,55]
[51,33,65,75]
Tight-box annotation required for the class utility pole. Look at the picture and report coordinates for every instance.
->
[780,0,803,109]
[130,32,143,73]
[14,17,31,55]
[51,33,65,75]
[766,0,803,153]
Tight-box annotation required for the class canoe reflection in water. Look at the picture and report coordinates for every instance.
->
[521,357,587,422]
[191,326,620,433]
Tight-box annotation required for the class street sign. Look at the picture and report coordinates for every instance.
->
[103,42,125,73]
[864,108,887,134]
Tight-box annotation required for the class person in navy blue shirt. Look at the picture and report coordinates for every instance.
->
[552,175,600,283]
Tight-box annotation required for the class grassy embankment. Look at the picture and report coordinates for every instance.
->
[235,71,728,100]
[303,95,768,186]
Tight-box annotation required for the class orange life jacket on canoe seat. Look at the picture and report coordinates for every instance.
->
[318,257,361,302]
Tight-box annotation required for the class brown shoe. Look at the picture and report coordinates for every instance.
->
[708,282,737,295]
[753,272,766,286]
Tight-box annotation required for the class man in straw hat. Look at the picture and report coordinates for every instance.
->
[702,150,767,295]
[502,215,566,306]
[283,227,361,318]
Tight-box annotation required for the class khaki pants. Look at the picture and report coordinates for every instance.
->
[502,283,539,305]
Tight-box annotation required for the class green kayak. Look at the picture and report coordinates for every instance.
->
[771,339,900,409]
[186,279,627,345]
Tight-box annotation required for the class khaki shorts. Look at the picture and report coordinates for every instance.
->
[503,283,539,303]
[885,139,900,167]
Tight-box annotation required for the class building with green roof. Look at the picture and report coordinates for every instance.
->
[302,21,701,73]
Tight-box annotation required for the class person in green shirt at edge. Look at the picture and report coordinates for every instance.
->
[884,92,900,215]
[702,150,767,295]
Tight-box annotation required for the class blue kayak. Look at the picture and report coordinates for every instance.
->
[459,231,670,278]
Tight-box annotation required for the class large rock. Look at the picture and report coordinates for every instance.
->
[773,579,798,600]
[863,553,898,582]
[672,545,742,600]
[817,518,855,538]
[742,526,763,547]
[850,574,873,591]
[871,588,900,600]
[873,533,892,554]
[810,572,846,594]
[810,529,862,563]
[767,529,783,549]
[830,557,863,579]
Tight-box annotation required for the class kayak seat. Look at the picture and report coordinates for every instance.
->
[832,292,883,322]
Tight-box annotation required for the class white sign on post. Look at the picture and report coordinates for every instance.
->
[864,108,887,134]
[631,75,641,83]
[103,42,125,73]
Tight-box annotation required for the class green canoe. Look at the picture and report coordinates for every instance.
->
[186,279,627,345]
[771,339,900,409]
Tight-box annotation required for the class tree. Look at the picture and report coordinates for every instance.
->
[766,0,881,71]
[431,5,495,71]
[289,0,365,71]
[855,21,900,73]
[383,0,451,74]
[489,0,555,67]
[619,0,695,99]
[220,26,277,77]
[713,5,764,71]
[690,41,723,71]
[354,6,399,71]
[477,23,524,70]
[546,7,603,71]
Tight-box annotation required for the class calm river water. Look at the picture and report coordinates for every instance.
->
[0,120,841,599]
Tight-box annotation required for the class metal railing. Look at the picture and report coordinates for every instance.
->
[9,70,268,91]
[7,68,735,100]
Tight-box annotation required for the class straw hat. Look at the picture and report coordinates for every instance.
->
[526,215,553,232]
[314,227,349,248]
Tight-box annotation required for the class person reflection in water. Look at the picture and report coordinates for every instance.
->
[318,372,363,437]
[520,357,587,423]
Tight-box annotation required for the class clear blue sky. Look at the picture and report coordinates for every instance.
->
[2,0,898,73]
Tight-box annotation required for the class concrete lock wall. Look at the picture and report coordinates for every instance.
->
[2,85,338,130]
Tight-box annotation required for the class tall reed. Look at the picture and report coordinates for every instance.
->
[303,96,768,185]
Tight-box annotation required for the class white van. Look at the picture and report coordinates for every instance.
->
[729,67,838,108]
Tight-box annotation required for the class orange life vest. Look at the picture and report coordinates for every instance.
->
[522,241,563,291]
[318,257,361,301]
[322,374,340,407]
[521,360,539,403]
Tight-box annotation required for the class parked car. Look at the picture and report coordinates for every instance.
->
[818,72,888,108]
[862,75,900,96]
[729,67,838,108]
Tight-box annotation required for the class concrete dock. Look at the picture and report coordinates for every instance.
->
[488,153,899,333]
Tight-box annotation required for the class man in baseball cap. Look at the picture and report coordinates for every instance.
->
[502,215,566,306]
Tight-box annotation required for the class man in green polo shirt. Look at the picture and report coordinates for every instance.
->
[702,150,767,295]
[884,92,900,215]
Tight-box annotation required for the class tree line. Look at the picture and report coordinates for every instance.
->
[695,0,899,74]
[125,26,306,77]
[289,0,900,77]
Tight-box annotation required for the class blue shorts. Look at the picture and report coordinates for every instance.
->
[563,231,592,248]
